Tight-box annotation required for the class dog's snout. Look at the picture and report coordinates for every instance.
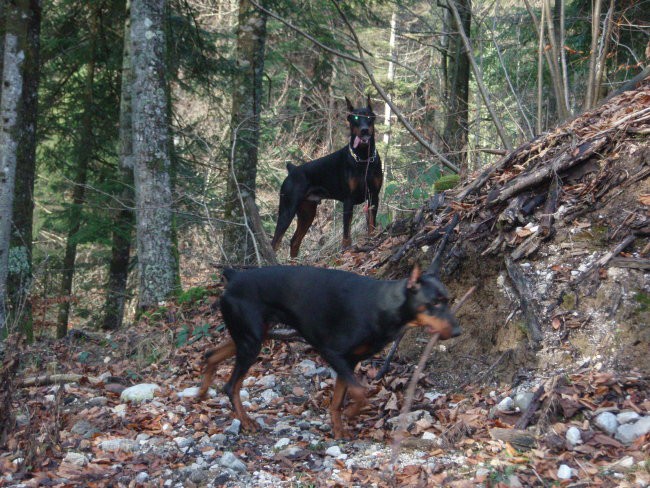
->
[451,325,462,338]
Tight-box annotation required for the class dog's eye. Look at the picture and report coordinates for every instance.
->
[354,116,359,120]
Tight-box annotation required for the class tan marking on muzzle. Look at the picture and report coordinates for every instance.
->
[410,313,455,339]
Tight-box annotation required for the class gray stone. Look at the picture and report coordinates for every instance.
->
[593,411,618,435]
[188,468,208,484]
[274,438,291,450]
[513,392,535,412]
[387,410,434,430]
[120,383,160,402]
[220,452,247,473]
[134,472,149,483]
[87,396,108,407]
[497,397,515,413]
[615,416,650,445]
[257,374,276,388]
[70,420,99,439]
[260,389,279,404]
[224,419,241,436]
[616,411,640,425]
[566,426,582,446]
[173,437,194,449]
[177,386,216,398]
[557,464,574,480]
[63,452,88,467]
[325,445,342,457]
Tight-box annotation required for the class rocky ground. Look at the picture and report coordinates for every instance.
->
[1,304,649,487]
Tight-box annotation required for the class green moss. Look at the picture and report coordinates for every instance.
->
[634,292,650,313]
[433,174,461,192]
[562,292,577,310]
[177,286,209,305]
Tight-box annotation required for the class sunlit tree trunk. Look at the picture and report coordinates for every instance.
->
[130,0,176,309]
[0,0,31,336]
[103,0,134,330]
[7,0,40,341]
[222,0,267,265]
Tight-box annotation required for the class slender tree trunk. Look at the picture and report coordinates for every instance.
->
[7,0,40,341]
[103,0,134,330]
[222,0,267,265]
[130,0,176,309]
[0,0,30,335]
[443,0,471,176]
[584,0,603,110]
[448,0,512,151]
[383,10,397,182]
[56,6,98,338]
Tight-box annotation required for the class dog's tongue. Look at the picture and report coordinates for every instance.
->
[353,135,369,148]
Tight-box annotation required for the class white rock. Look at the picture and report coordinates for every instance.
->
[120,383,160,402]
[594,411,618,435]
[274,438,290,450]
[609,456,635,471]
[387,410,433,429]
[497,397,515,413]
[220,452,247,473]
[260,389,279,404]
[616,411,640,425]
[63,452,88,467]
[177,386,216,398]
[325,445,343,457]
[239,389,250,401]
[98,438,139,453]
[566,426,582,446]
[422,432,437,441]
[615,416,650,445]
[476,467,490,477]
[557,464,574,480]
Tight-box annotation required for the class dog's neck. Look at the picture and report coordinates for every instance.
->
[348,135,377,164]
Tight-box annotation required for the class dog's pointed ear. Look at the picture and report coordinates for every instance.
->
[407,264,421,291]
[345,96,355,114]
[366,94,373,111]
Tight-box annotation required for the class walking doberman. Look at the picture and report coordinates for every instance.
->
[271,96,383,258]
[198,265,460,439]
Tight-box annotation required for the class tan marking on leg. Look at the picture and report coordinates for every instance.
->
[198,339,236,399]
[330,377,348,439]
[230,375,259,432]
[343,384,367,419]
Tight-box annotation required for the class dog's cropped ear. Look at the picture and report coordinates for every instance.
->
[345,96,355,114]
[407,264,421,291]
[366,94,373,111]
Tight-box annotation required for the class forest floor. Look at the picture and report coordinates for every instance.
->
[1,278,648,488]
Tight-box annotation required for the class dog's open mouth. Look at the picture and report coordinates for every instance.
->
[353,135,371,148]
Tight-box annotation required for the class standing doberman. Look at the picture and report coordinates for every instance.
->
[271,96,383,258]
[198,265,460,439]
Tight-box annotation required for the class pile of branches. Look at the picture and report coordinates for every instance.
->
[385,77,650,271]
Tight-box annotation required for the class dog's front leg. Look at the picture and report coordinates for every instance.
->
[342,384,367,419]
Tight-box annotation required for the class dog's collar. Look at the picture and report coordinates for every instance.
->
[348,143,378,164]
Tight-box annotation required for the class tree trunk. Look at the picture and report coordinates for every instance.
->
[442,0,471,176]
[222,0,267,265]
[130,0,176,309]
[383,10,397,182]
[56,5,97,338]
[7,0,40,341]
[103,0,134,330]
[0,0,30,336]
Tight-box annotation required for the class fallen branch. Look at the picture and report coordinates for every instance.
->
[389,286,476,466]
[19,373,103,388]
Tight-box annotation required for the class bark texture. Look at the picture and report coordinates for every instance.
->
[0,0,28,333]
[130,0,176,308]
[103,0,134,330]
[222,0,267,265]
[7,0,40,340]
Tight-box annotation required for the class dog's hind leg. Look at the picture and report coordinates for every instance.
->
[221,302,267,432]
[289,200,318,258]
[197,339,236,399]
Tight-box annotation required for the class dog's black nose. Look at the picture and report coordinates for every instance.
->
[451,326,462,338]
